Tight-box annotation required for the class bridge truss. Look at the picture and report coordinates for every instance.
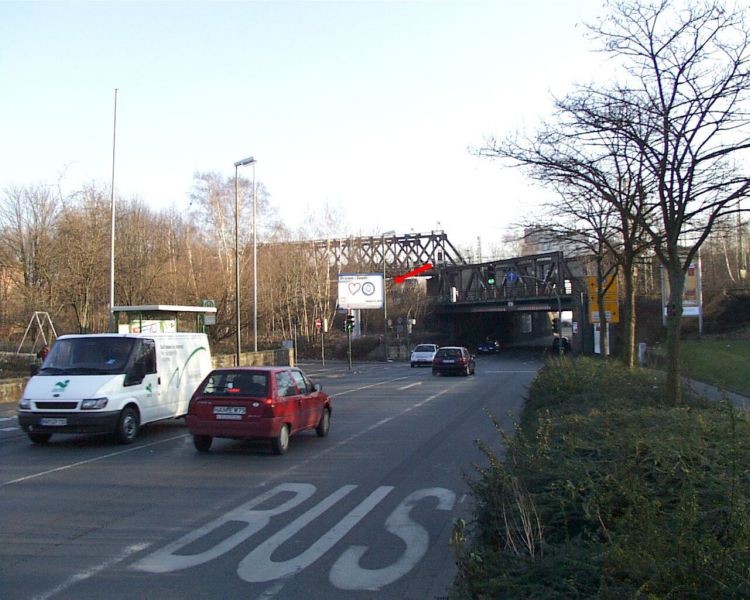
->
[436,251,579,311]
[309,231,466,274]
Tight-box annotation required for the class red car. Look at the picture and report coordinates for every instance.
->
[186,366,332,454]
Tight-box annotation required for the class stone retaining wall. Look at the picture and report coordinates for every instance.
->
[0,378,27,405]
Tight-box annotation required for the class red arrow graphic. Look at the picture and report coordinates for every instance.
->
[394,263,433,284]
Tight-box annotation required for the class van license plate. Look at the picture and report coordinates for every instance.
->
[213,406,246,415]
[40,418,67,426]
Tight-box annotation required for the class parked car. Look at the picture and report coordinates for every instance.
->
[410,343,439,367]
[432,346,476,376]
[477,339,500,354]
[186,366,332,454]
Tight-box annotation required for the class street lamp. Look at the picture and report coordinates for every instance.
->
[234,156,256,366]
[382,230,396,361]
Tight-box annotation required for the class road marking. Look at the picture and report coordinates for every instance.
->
[397,382,422,391]
[238,486,393,583]
[335,376,411,397]
[32,542,150,600]
[0,434,187,488]
[0,416,16,422]
[135,483,454,593]
[1,427,18,432]
[330,487,456,591]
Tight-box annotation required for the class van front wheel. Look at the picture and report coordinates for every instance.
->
[116,407,139,444]
[28,432,52,444]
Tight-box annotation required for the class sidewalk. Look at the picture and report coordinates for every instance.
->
[683,377,750,411]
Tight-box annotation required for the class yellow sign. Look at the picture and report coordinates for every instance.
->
[588,275,619,324]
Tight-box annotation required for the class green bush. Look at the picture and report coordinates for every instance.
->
[452,358,750,599]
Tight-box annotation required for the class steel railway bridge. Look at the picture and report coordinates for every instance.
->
[305,231,587,348]
[309,231,580,311]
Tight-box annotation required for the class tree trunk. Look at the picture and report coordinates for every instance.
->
[664,266,685,404]
[622,263,637,368]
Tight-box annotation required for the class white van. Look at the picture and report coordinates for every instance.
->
[18,332,212,444]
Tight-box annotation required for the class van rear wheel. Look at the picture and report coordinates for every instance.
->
[28,432,51,444]
[116,407,139,444]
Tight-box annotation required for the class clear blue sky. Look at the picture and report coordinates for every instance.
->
[0,0,605,252]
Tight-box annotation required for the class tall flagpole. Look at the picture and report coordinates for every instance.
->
[109,88,118,332]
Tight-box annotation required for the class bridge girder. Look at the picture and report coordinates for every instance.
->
[437,251,578,309]
[309,231,466,274]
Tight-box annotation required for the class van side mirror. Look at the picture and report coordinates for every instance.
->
[29,364,39,376]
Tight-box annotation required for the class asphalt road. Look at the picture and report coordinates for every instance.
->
[0,351,542,600]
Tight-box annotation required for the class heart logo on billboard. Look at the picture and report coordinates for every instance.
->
[348,283,361,294]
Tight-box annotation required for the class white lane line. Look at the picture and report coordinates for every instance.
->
[0,434,187,488]
[397,382,422,391]
[1,427,18,432]
[32,542,151,600]
[335,376,411,397]
[0,416,17,422]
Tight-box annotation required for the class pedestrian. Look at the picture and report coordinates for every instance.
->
[37,344,49,361]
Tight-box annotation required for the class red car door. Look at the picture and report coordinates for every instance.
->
[290,369,321,430]
[274,370,304,433]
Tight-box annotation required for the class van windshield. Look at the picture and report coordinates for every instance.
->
[39,337,136,375]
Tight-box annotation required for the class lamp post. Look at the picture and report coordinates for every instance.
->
[251,160,258,352]
[234,156,256,367]
[382,230,396,361]
[108,88,118,332]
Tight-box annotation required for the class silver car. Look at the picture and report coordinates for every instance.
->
[410,343,439,367]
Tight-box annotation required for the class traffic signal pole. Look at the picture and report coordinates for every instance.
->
[345,313,354,370]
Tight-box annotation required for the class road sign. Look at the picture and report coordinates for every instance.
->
[315,318,322,330]
[587,276,619,323]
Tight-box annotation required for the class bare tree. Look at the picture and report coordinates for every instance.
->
[115,199,173,306]
[0,184,60,313]
[588,0,750,402]
[52,184,111,332]
[480,95,654,365]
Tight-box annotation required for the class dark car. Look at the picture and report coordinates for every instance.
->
[432,346,476,376]
[186,366,332,454]
[550,336,571,356]
[477,340,500,354]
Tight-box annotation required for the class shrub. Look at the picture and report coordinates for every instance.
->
[452,358,750,598]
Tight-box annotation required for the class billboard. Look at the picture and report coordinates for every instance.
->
[338,273,384,310]
[661,255,703,319]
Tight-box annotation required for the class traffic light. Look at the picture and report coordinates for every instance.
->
[487,265,496,286]
[345,314,355,332]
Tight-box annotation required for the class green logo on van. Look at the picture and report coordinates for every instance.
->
[54,380,70,391]
[146,383,153,396]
